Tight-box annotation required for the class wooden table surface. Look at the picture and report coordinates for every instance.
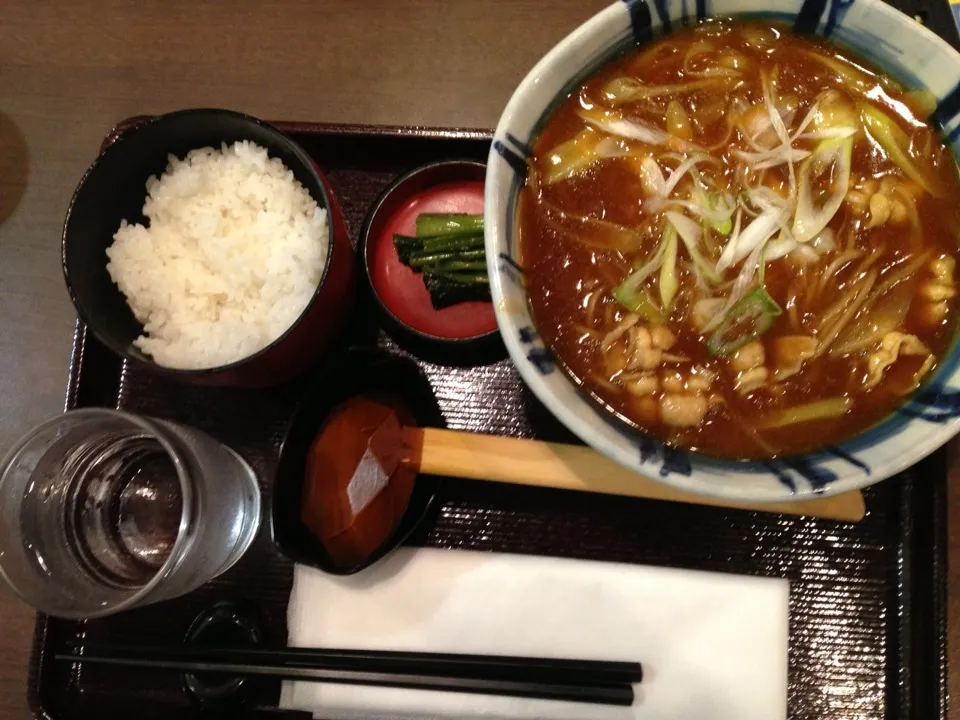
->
[0,1,957,718]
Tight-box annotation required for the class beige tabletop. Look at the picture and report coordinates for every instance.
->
[1,1,958,718]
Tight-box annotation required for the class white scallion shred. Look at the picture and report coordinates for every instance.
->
[717,206,784,272]
[578,107,671,146]
[537,62,875,344]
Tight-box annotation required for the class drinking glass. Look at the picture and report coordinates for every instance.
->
[0,408,261,619]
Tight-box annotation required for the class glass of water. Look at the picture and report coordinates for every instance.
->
[0,408,261,619]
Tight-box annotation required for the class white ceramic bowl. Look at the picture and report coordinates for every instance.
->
[485,0,960,502]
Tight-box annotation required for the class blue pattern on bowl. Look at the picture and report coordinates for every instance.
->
[517,326,556,375]
[484,0,960,501]
[793,0,857,35]
[492,139,528,177]
[763,458,836,492]
[933,84,960,140]
[497,252,525,286]
[638,434,694,476]
[901,386,960,422]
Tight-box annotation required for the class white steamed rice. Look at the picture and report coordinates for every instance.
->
[106,140,329,370]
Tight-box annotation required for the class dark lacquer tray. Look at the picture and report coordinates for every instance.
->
[30,0,960,696]
[24,119,948,720]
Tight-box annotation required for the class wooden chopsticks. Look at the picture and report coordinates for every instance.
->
[56,645,642,706]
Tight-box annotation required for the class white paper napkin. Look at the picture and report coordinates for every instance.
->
[280,548,788,720]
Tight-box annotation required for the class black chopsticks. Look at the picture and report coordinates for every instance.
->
[56,645,642,706]
[63,644,642,685]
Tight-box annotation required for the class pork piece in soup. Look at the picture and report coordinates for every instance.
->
[519,20,960,459]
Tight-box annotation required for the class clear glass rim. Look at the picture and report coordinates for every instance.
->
[0,407,194,619]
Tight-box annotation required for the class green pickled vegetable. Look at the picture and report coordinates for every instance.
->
[424,260,487,273]
[393,235,423,265]
[707,288,782,357]
[416,213,483,236]
[408,248,486,267]
[394,213,490,310]
[427,270,488,284]
[422,233,483,253]
[423,274,491,309]
[395,231,484,254]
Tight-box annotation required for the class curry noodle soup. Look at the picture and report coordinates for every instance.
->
[519,20,960,459]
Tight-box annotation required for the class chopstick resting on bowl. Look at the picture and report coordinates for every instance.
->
[56,645,642,706]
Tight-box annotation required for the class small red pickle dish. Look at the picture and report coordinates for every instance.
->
[368,178,496,339]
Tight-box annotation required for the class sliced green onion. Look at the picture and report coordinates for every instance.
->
[416,213,483,237]
[709,211,733,236]
[706,288,782,357]
[759,397,853,429]
[906,89,937,120]
[611,286,666,324]
[792,136,853,242]
[540,203,644,253]
[666,100,694,141]
[578,107,670,146]
[810,89,858,133]
[859,103,944,197]
[718,205,784,272]
[601,76,732,104]
[666,211,721,284]
[637,156,667,197]
[689,174,734,234]
[542,129,606,185]
[612,231,670,321]
[613,241,666,304]
[659,223,679,311]
[804,51,902,95]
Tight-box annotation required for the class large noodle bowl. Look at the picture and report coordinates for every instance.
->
[519,20,960,460]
